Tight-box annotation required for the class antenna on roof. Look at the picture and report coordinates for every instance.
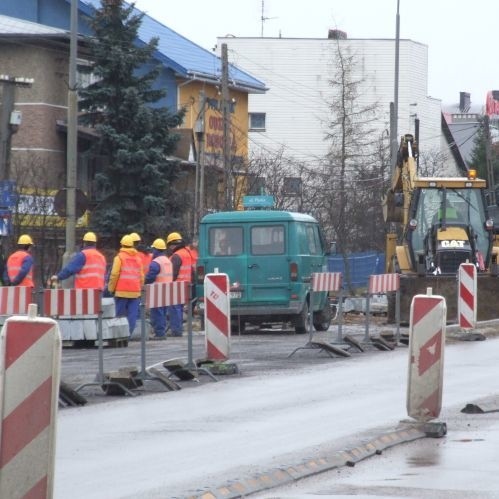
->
[261,0,278,37]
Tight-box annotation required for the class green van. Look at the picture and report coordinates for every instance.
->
[195,210,332,333]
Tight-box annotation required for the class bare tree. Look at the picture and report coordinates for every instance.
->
[313,40,381,292]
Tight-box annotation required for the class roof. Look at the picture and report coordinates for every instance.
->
[0,14,67,35]
[200,210,317,224]
[77,0,266,94]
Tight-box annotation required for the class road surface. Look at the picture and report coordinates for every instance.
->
[54,332,499,498]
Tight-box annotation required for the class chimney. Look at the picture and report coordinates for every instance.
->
[459,92,470,112]
[328,29,347,40]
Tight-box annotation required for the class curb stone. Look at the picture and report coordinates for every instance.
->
[187,425,426,499]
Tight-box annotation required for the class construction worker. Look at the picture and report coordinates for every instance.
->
[4,234,34,287]
[166,231,194,337]
[52,232,106,289]
[145,238,173,339]
[107,234,144,337]
[130,232,153,274]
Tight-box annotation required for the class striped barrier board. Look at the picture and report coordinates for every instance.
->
[0,286,34,315]
[368,273,400,294]
[43,288,102,316]
[0,307,61,499]
[311,272,342,292]
[145,281,189,309]
[407,292,446,422]
[204,273,231,361]
[458,263,477,329]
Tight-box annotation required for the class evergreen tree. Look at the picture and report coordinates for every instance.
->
[469,117,499,184]
[79,0,185,242]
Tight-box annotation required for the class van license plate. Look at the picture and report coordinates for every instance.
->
[230,291,242,299]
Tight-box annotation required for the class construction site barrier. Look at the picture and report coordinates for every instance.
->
[458,262,477,330]
[204,273,231,361]
[364,273,400,343]
[0,304,61,499]
[43,288,101,316]
[0,285,35,315]
[407,289,446,421]
[289,272,351,358]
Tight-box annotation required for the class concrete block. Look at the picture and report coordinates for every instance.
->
[101,297,115,319]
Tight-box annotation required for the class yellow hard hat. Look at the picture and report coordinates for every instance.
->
[120,234,134,247]
[166,232,182,245]
[151,238,166,250]
[129,232,141,242]
[18,234,33,245]
[83,231,97,243]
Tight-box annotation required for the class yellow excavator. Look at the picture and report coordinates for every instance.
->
[383,134,499,323]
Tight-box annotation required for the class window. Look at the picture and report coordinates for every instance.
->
[251,225,285,255]
[249,113,266,131]
[209,227,243,256]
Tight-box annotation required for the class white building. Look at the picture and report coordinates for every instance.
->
[218,33,453,173]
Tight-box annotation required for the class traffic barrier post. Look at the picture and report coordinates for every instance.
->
[406,288,446,422]
[288,272,350,358]
[458,262,477,330]
[43,288,134,396]
[364,273,401,343]
[204,273,231,361]
[137,281,192,388]
[0,304,60,499]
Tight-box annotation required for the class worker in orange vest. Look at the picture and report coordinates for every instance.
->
[108,234,144,337]
[145,238,173,339]
[52,232,106,289]
[130,232,153,274]
[4,234,35,287]
[166,231,194,337]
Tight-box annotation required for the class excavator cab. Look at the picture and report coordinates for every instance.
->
[406,186,491,275]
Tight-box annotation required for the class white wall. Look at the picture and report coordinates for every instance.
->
[219,36,451,171]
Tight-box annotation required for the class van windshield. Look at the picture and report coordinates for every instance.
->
[251,225,285,255]
[209,227,243,256]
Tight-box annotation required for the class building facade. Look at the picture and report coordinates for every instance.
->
[217,33,455,175]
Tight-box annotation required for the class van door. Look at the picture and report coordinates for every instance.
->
[206,226,246,297]
[246,223,290,305]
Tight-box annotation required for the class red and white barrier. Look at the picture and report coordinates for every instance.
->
[43,288,102,316]
[458,263,477,329]
[204,273,231,361]
[0,305,61,499]
[145,281,189,309]
[407,292,446,422]
[311,272,342,292]
[368,273,400,294]
[0,286,34,315]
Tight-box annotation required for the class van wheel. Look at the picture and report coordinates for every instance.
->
[313,302,332,331]
[294,302,309,334]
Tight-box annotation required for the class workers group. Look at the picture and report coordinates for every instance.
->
[4,231,198,340]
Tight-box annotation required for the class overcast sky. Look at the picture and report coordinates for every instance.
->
[132,0,499,106]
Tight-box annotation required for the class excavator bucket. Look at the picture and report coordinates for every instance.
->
[388,274,499,324]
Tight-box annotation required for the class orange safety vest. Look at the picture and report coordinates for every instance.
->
[115,250,142,293]
[153,255,173,283]
[75,248,106,289]
[140,251,153,274]
[7,250,34,287]
[175,247,193,282]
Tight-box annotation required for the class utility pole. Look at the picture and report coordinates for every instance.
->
[390,0,400,173]
[221,43,232,210]
[62,0,78,286]
[194,90,206,233]
[484,114,496,206]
